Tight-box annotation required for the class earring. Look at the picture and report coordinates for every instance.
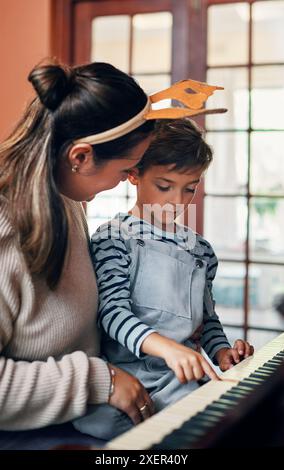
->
[71,165,79,173]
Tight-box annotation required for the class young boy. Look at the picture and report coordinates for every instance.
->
[73,119,254,440]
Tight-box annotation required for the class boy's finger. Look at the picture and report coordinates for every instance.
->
[244,341,251,358]
[234,340,244,356]
[201,359,220,381]
[231,348,240,363]
[220,355,234,371]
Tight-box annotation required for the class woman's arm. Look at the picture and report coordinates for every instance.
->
[0,205,111,430]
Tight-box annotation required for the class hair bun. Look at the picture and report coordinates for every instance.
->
[28,63,73,111]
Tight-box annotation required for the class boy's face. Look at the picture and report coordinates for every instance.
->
[128,164,204,227]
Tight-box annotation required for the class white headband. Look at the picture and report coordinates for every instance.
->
[72,78,227,146]
[73,98,152,145]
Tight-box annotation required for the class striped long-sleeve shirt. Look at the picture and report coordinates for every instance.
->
[91,212,230,364]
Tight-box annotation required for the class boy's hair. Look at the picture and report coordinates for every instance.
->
[136,118,213,174]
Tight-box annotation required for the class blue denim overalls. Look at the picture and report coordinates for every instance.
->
[73,225,214,440]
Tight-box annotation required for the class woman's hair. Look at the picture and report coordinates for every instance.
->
[137,118,213,175]
[0,61,154,289]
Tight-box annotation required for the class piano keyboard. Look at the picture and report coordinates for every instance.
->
[106,332,284,450]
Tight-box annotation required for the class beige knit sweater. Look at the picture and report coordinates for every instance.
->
[0,194,111,430]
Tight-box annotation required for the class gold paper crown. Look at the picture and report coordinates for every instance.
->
[74,79,227,145]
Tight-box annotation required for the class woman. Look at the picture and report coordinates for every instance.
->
[0,61,155,432]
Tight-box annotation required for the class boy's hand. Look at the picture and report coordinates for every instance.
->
[163,342,220,384]
[141,332,219,383]
[215,340,254,371]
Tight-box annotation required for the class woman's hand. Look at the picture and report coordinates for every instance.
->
[107,365,155,425]
[162,342,220,384]
[215,340,254,371]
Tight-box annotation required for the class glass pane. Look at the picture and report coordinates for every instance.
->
[206,68,249,130]
[252,1,284,64]
[87,217,108,235]
[247,329,281,351]
[250,197,284,263]
[213,261,245,326]
[222,326,245,345]
[252,66,284,130]
[134,74,171,95]
[205,132,248,195]
[87,194,128,220]
[207,3,249,66]
[204,196,247,261]
[127,180,137,198]
[127,196,137,212]
[251,132,284,195]
[248,264,284,331]
[91,16,130,72]
[132,12,172,74]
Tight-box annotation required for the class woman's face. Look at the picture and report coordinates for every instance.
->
[57,135,152,202]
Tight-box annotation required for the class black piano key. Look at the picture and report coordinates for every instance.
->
[252,367,274,375]
[242,376,264,385]
[236,384,255,392]
[257,365,276,373]
[221,393,242,403]
[205,400,235,411]
[204,405,227,416]
[169,422,206,442]
[217,397,242,406]
[266,358,283,366]
[197,408,224,418]
[183,414,217,428]
[236,380,255,390]
[225,388,250,398]
[250,372,267,380]
[229,385,251,395]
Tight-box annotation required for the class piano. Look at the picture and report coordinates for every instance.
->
[105,332,284,449]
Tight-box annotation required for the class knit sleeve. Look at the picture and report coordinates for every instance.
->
[0,201,110,430]
[92,224,156,359]
[199,239,231,363]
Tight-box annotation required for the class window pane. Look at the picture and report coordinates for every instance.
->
[204,196,247,261]
[132,12,172,74]
[134,74,171,95]
[88,217,108,235]
[250,197,284,263]
[248,264,284,331]
[206,68,249,130]
[251,132,284,195]
[207,3,249,66]
[205,132,248,195]
[222,326,245,345]
[252,66,284,130]
[213,261,245,326]
[247,329,281,351]
[252,1,284,64]
[87,195,128,220]
[91,16,130,72]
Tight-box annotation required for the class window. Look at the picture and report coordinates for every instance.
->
[87,11,173,235]
[205,0,284,349]
[62,0,284,347]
